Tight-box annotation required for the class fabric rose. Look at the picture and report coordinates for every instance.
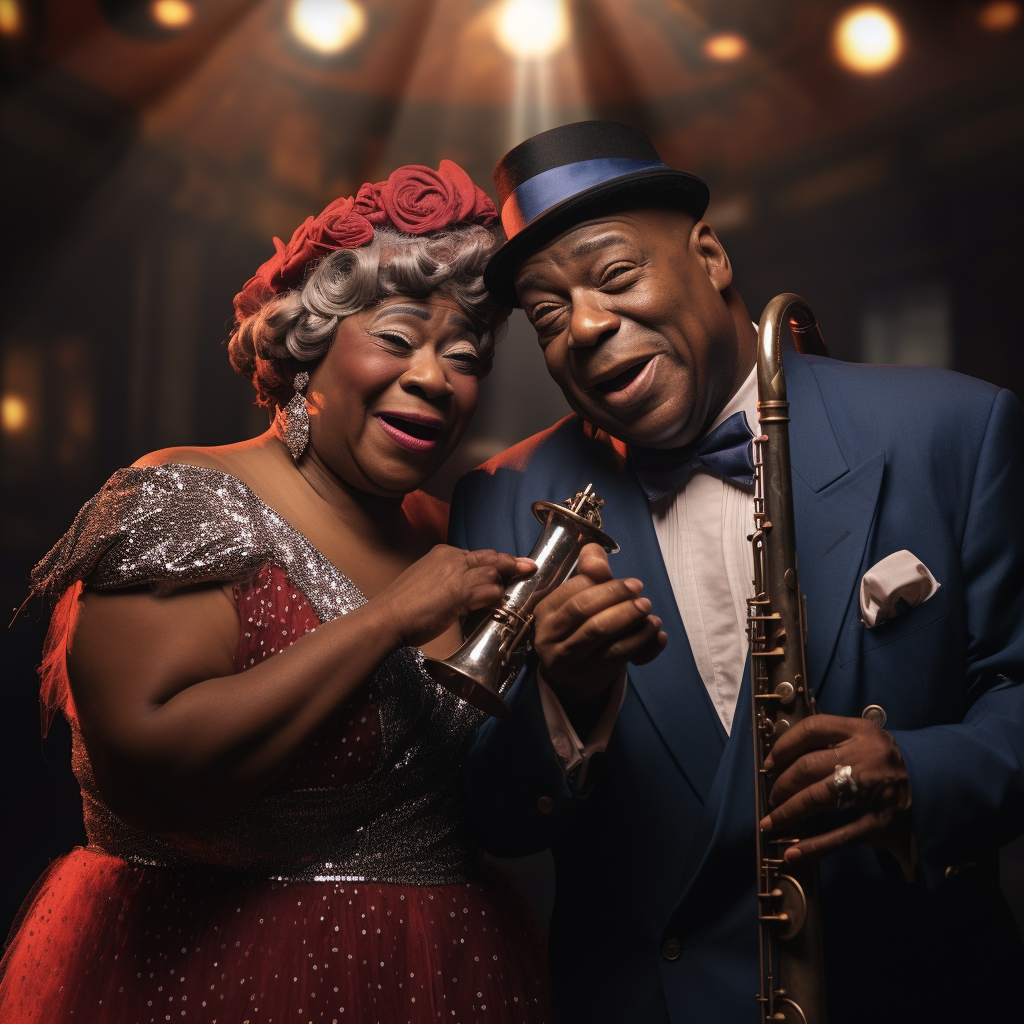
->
[232,274,276,322]
[269,215,319,291]
[232,215,316,320]
[309,196,374,252]
[382,160,497,233]
[437,159,499,225]
[353,181,389,225]
[233,161,497,323]
[234,198,374,320]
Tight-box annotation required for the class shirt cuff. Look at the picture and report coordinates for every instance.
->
[536,670,627,791]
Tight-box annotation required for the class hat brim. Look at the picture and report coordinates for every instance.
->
[484,167,710,308]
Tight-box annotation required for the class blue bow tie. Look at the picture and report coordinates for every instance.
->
[629,411,756,503]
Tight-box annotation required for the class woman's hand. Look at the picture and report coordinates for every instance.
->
[375,545,535,648]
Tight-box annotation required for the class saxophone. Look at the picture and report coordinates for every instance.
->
[748,293,830,1024]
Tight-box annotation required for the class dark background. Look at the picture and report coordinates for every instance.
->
[2,0,1023,941]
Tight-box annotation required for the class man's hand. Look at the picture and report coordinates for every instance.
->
[760,714,912,864]
[533,543,667,712]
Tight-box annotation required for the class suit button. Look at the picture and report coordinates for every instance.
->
[536,796,554,814]
[661,938,681,961]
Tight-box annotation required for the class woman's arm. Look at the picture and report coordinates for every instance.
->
[68,545,530,832]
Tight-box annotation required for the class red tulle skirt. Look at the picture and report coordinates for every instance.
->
[0,849,550,1023]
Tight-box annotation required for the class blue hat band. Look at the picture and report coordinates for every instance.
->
[501,157,667,237]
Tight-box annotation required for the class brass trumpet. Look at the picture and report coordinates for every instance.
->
[425,485,618,718]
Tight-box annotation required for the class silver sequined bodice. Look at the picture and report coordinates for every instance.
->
[32,464,485,885]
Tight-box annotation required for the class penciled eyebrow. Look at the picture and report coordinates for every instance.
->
[374,305,432,321]
[374,305,477,335]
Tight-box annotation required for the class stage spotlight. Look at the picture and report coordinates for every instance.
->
[0,0,22,37]
[1,394,29,433]
[289,0,367,55]
[150,0,194,28]
[703,32,748,62]
[977,1,1021,31]
[834,5,904,74]
[496,0,569,60]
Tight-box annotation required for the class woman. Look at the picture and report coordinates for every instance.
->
[0,161,552,1022]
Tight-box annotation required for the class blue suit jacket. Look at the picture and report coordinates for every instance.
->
[450,349,1024,1024]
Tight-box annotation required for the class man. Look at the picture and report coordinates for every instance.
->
[450,121,1024,1023]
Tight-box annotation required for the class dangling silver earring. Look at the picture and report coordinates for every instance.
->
[280,371,310,462]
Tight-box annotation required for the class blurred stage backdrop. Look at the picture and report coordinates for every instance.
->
[2,0,1024,939]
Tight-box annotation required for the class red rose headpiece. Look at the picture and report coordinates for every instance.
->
[233,160,498,322]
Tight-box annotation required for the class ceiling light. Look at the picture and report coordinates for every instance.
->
[834,5,904,74]
[0,0,22,37]
[150,0,194,29]
[1,394,29,433]
[703,32,748,62]
[977,1,1022,31]
[495,0,569,60]
[289,0,367,55]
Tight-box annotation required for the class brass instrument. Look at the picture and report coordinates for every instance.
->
[748,294,829,1024]
[425,485,618,718]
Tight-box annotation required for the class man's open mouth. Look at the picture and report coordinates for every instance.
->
[592,357,653,394]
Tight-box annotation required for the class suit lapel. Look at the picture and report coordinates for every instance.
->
[783,349,885,692]
[603,461,729,803]
[674,662,753,890]
[571,429,727,804]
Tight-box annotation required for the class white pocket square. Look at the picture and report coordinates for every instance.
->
[859,550,940,628]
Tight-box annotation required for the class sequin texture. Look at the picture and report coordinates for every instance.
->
[31,464,484,885]
[2,464,552,1022]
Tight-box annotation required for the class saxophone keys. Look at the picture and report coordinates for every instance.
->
[772,875,808,941]
[775,681,795,703]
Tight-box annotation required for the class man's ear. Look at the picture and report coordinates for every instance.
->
[689,220,733,292]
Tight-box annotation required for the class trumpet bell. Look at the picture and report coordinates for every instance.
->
[423,486,618,718]
[423,646,518,720]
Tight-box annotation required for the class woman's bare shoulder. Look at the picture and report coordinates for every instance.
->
[133,445,234,472]
[402,490,450,544]
[133,435,276,475]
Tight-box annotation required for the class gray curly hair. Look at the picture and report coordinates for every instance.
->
[228,223,509,409]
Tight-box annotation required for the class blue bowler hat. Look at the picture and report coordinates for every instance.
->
[484,120,709,307]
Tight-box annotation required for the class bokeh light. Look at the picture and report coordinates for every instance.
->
[288,0,367,55]
[0,0,22,38]
[834,5,904,75]
[495,0,569,60]
[150,0,195,29]
[1,394,29,433]
[977,1,1022,31]
[703,33,749,62]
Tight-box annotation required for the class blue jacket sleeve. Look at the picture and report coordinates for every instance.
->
[449,469,588,857]
[889,388,1024,889]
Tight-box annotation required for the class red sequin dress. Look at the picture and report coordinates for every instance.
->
[0,466,551,1024]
